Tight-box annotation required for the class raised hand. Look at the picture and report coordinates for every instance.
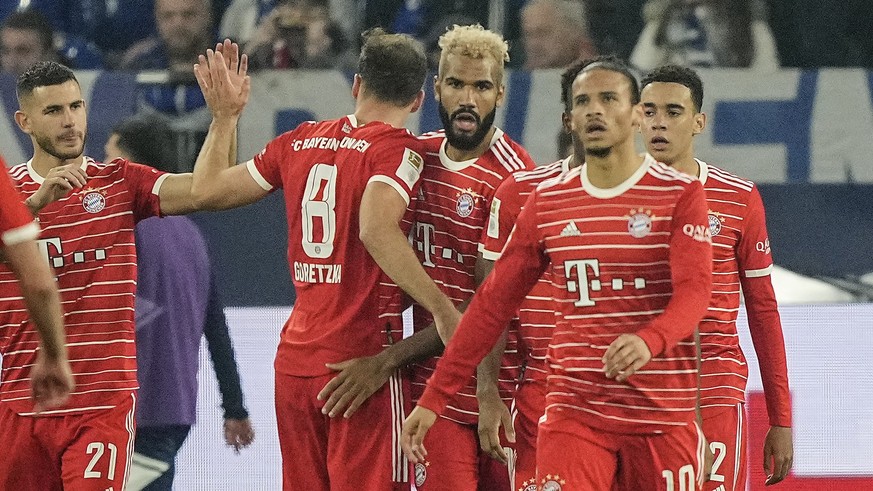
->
[194,39,251,120]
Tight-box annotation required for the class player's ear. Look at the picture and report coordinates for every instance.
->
[352,74,362,99]
[409,90,425,113]
[433,74,441,103]
[561,111,571,134]
[14,110,32,135]
[693,112,706,135]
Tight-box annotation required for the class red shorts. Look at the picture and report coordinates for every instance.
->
[537,411,705,491]
[413,415,512,491]
[701,404,748,491]
[0,393,136,491]
[511,381,546,491]
[275,370,409,491]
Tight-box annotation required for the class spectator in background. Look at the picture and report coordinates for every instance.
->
[766,0,873,68]
[0,9,58,77]
[242,0,353,70]
[630,0,779,70]
[104,114,254,491]
[521,0,598,69]
[583,0,647,60]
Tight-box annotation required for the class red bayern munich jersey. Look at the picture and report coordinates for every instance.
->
[0,169,39,247]
[697,160,791,426]
[409,129,533,425]
[248,115,425,377]
[0,157,165,415]
[480,157,571,386]
[419,155,714,434]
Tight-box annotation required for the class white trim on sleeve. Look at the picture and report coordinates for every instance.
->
[368,176,410,205]
[151,173,170,195]
[245,160,274,191]
[2,221,40,247]
[479,246,502,261]
[744,265,773,278]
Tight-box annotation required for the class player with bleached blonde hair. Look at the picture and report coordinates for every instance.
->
[317,24,535,491]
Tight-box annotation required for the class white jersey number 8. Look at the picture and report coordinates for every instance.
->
[301,163,337,259]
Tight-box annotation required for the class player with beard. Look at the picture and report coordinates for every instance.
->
[317,24,534,491]
[0,48,241,489]
[402,57,714,491]
[639,65,793,490]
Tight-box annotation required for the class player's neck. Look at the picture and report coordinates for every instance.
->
[666,148,700,178]
[584,139,643,188]
[30,150,84,178]
[445,127,496,162]
[353,102,411,130]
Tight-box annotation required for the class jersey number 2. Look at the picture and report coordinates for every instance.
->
[302,163,337,259]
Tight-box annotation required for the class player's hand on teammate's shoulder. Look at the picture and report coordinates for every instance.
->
[223,417,255,454]
[317,354,395,418]
[763,425,793,485]
[28,163,89,212]
[401,405,437,464]
[602,334,653,382]
[193,38,251,120]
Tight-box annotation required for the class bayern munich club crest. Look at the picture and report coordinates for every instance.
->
[82,189,107,213]
[708,211,724,236]
[456,188,480,218]
[627,209,654,238]
[541,475,567,491]
[414,462,428,487]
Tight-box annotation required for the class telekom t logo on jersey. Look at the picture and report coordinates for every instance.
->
[564,259,647,307]
[414,222,437,267]
[37,237,107,268]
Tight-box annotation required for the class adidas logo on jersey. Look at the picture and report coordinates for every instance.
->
[560,221,581,237]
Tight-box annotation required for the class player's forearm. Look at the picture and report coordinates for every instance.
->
[476,328,508,397]
[361,224,456,323]
[7,243,67,361]
[637,262,711,356]
[743,275,792,427]
[191,117,240,208]
[378,326,444,371]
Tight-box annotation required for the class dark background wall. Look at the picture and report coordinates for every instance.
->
[192,184,873,307]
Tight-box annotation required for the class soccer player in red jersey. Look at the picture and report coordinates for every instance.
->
[0,169,73,415]
[0,54,221,489]
[639,65,793,490]
[190,30,460,490]
[317,24,535,491]
[481,60,598,491]
[402,57,714,491]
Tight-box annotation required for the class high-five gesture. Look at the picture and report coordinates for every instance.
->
[194,39,251,120]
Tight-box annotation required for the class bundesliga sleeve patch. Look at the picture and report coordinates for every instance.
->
[487,196,501,239]
[396,148,424,188]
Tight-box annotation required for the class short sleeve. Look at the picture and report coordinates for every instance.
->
[737,185,774,278]
[249,134,290,191]
[480,176,526,261]
[122,160,167,222]
[0,171,39,247]
[365,132,424,205]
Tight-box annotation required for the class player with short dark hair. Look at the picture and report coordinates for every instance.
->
[0,53,216,489]
[403,58,714,491]
[190,30,460,490]
[639,64,793,489]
